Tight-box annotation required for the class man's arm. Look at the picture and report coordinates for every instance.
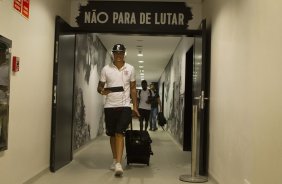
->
[97,81,111,95]
[130,81,140,117]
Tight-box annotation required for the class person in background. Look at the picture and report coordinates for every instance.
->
[97,43,139,177]
[149,82,162,131]
[138,80,152,131]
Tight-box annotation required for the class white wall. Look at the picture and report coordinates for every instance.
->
[203,0,282,184]
[0,0,71,183]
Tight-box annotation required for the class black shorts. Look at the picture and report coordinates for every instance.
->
[104,107,131,136]
[138,108,151,122]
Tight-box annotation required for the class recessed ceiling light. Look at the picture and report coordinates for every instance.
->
[140,69,144,73]
[137,50,143,57]
[140,73,144,76]
[139,66,144,68]
[138,60,144,63]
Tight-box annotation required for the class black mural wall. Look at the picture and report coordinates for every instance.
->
[73,33,110,150]
[159,37,193,147]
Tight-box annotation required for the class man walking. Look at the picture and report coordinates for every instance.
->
[97,44,139,177]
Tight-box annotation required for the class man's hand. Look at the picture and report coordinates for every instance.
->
[132,107,140,117]
[100,88,111,95]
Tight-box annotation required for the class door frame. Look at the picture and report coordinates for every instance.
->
[198,20,210,175]
[183,45,194,151]
[51,16,209,173]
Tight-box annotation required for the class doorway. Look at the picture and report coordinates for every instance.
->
[50,16,210,176]
[183,45,194,151]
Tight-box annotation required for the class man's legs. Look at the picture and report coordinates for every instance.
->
[109,136,117,170]
[115,133,124,163]
[110,136,117,160]
[144,109,151,131]
[149,109,153,130]
[109,134,124,176]
[105,108,117,170]
[139,117,144,131]
[152,107,158,130]
[139,109,145,131]
[144,120,149,131]
[113,107,131,176]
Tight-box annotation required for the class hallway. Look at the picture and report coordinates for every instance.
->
[28,120,215,184]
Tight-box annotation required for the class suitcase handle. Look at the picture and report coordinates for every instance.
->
[130,119,133,130]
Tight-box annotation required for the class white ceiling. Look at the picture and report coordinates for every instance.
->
[98,34,183,85]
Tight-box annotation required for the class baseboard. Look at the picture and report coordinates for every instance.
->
[208,171,220,184]
[23,168,49,184]
[166,130,184,151]
[73,135,101,156]
[23,137,100,184]
[166,129,220,184]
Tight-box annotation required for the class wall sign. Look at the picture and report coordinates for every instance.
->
[75,1,193,34]
[22,0,30,19]
[13,0,22,13]
[13,0,30,19]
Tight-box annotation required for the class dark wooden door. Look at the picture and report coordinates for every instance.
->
[192,20,210,175]
[50,16,76,172]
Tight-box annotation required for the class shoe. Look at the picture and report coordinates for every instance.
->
[114,163,123,177]
[153,128,158,131]
[110,160,116,170]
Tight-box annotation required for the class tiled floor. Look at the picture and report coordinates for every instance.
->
[28,120,216,184]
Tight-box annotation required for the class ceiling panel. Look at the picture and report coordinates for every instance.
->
[98,34,182,85]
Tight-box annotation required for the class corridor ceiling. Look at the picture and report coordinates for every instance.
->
[98,34,183,86]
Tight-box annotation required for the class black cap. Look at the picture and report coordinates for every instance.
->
[112,44,126,52]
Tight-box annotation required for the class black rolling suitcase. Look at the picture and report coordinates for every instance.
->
[125,123,153,166]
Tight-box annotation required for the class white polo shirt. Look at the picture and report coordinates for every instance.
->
[138,89,152,110]
[100,62,136,108]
